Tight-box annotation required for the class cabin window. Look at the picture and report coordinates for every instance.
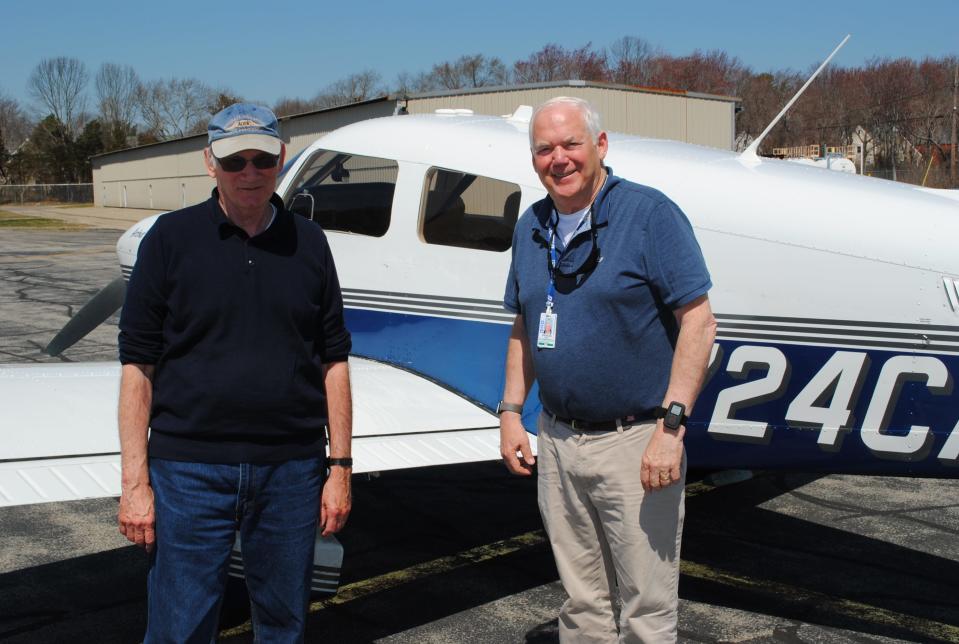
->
[420,168,520,252]
[285,149,397,237]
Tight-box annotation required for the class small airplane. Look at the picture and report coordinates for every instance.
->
[2,37,957,594]
[6,101,959,487]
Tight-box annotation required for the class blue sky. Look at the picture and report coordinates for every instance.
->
[3,0,957,115]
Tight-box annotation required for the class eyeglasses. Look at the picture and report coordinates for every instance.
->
[215,153,279,173]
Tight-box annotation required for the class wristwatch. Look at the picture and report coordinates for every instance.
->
[327,457,353,468]
[496,401,524,416]
[655,402,687,430]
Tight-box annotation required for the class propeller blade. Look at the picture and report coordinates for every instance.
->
[45,277,127,356]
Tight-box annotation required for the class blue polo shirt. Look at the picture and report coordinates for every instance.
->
[504,170,711,421]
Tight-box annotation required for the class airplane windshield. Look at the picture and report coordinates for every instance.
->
[285,149,397,237]
[278,150,303,182]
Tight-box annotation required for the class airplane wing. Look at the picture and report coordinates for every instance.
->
[914,186,959,202]
[0,357,513,507]
[0,362,122,507]
[349,358,508,471]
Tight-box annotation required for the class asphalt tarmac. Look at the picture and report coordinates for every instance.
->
[0,219,957,643]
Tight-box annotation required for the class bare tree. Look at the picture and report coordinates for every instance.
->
[647,49,748,96]
[273,96,321,117]
[513,43,609,84]
[96,64,140,127]
[0,91,33,182]
[514,44,565,83]
[27,57,88,138]
[859,57,922,178]
[911,58,953,150]
[466,54,509,88]
[427,54,509,90]
[736,71,803,151]
[138,77,216,139]
[0,91,32,151]
[95,63,141,149]
[314,70,384,108]
[393,70,434,95]
[207,89,245,115]
[609,36,658,86]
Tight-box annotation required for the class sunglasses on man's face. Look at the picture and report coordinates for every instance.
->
[215,153,279,173]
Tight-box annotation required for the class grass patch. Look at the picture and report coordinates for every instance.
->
[0,210,88,230]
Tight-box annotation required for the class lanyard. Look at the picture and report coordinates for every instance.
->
[545,207,593,314]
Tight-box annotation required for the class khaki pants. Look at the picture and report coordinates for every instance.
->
[537,413,686,644]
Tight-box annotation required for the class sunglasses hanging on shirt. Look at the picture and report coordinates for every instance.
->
[548,209,601,278]
[215,153,279,173]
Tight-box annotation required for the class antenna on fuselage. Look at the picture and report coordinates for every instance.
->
[505,105,533,123]
[740,34,851,164]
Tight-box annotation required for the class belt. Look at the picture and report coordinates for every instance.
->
[549,412,654,432]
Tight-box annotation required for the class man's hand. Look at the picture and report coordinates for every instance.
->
[499,315,535,476]
[640,295,713,493]
[320,468,351,537]
[500,413,535,476]
[118,363,155,551]
[640,422,685,492]
[118,481,156,552]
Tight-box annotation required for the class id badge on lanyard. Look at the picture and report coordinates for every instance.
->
[538,211,585,349]
[537,309,557,348]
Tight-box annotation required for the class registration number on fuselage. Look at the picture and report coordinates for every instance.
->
[698,342,959,468]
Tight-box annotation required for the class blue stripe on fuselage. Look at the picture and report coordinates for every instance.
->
[346,307,959,477]
[345,307,540,427]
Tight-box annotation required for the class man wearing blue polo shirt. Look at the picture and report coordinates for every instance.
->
[117,103,353,642]
[499,96,716,643]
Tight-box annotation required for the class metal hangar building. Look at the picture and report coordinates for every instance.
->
[91,80,740,211]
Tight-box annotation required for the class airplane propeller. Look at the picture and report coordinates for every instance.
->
[45,277,127,356]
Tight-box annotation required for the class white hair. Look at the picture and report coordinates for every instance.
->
[529,96,603,148]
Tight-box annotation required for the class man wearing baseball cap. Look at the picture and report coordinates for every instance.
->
[118,103,353,641]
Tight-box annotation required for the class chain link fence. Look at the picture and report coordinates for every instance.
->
[0,184,93,205]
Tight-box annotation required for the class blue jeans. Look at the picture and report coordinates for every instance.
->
[146,457,323,644]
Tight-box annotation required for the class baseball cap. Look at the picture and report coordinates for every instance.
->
[208,103,282,158]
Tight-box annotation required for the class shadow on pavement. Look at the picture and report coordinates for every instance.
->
[1,466,956,643]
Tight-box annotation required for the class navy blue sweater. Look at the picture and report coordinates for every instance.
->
[118,191,352,463]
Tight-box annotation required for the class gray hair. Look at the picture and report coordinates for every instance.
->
[529,96,603,148]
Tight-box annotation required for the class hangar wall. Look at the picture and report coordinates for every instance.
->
[92,136,207,210]
[92,82,738,210]
[92,100,397,210]
[406,83,736,151]
[283,100,397,155]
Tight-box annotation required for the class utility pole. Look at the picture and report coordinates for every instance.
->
[891,126,898,182]
[952,61,957,186]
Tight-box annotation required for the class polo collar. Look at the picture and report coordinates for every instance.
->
[208,188,286,240]
[532,166,621,234]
